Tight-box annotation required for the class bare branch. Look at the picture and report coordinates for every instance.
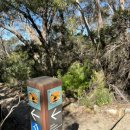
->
[25,8,46,44]
[0,36,10,57]
[3,1,46,46]
[0,24,28,45]
[0,87,22,129]
[48,8,55,34]
[75,0,97,46]
[109,84,129,103]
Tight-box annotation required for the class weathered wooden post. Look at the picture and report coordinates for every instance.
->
[27,76,62,130]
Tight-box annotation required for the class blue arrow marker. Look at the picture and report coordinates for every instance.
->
[31,121,41,130]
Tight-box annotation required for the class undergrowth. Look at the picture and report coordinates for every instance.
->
[79,71,113,107]
[57,60,92,98]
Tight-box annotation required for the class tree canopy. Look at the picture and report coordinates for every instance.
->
[0,0,130,101]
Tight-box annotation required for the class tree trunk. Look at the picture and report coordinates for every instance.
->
[59,9,66,45]
[109,1,117,12]
[119,0,125,10]
[106,2,114,15]
[75,1,96,46]
[95,0,103,30]
[0,37,10,57]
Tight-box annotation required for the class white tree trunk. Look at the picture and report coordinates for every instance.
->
[96,0,103,30]
[120,0,125,10]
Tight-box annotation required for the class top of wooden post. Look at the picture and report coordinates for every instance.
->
[27,76,61,88]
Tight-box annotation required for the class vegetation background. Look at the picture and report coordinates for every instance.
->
[0,0,130,107]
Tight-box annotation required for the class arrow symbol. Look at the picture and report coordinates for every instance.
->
[33,123,39,130]
[51,108,61,120]
[31,109,40,121]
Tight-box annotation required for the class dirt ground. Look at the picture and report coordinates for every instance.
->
[62,103,130,130]
[1,85,130,130]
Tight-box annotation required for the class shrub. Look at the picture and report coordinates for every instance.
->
[93,71,113,106]
[79,71,113,107]
[57,60,92,97]
[0,52,33,86]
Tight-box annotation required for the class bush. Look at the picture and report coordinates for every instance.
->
[79,71,113,107]
[57,60,92,97]
[0,52,33,86]
[94,71,113,106]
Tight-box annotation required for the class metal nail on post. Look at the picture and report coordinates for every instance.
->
[27,76,62,130]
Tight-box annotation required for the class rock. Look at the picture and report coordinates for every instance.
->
[0,93,5,97]
[105,109,118,115]
[1,97,15,104]
[69,98,76,103]
[65,122,79,130]
[85,108,94,114]
[0,83,3,86]
[125,108,130,113]
[1,101,30,130]
[93,105,100,113]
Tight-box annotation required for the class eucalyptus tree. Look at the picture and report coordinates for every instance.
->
[0,0,84,76]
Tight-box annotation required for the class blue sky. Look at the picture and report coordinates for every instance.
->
[1,0,130,41]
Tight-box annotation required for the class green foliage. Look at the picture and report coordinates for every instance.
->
[79,71,113,107]
[57,60,92,97]
[52,0,67,9]
[95,86,112,106]
[92,71,113,106]
[67,17,77,33]
[98,10,130,48]
[0,52,33,86]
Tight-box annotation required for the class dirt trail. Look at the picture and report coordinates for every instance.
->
[112,113,130,130]
[1,85,130,130]
[63,103,130,130]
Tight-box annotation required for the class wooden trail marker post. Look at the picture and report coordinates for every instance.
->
[27,76,62,130]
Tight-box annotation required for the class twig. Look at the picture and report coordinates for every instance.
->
[0,95,21,128]
[103,43,124,59]
[0,82,23,129]
[109,84,129,103]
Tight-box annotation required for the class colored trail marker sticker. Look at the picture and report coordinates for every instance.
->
[47,86,62,110]
[27,87,41,110]
[49,105,62,130]
[31,121,41,130]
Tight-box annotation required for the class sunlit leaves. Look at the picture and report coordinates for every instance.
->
[52,0,67,9]
[0,52,33,85]
[66,17,77,33]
